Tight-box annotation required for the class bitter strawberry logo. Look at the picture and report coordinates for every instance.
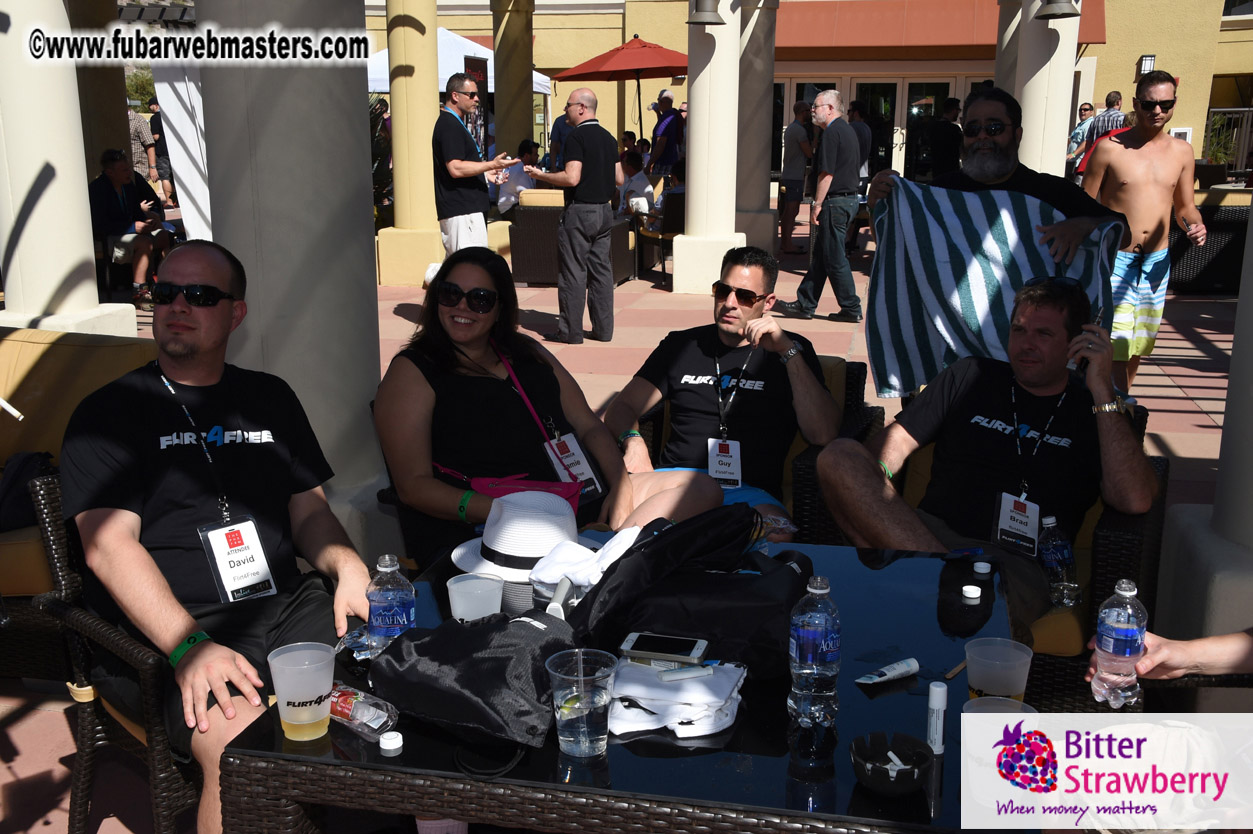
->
[225,529,244,548]
[994,721,1058,793]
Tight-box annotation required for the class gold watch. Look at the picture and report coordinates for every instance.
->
[1092,398,1125,414]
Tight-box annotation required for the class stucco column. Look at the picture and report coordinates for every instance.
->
[199,0,397,558]
[994,0,1020,93]
[1013,0,1081,176]
[0,0,133,334]
[376,0,445,286]
[66,0,127,182]
[734,0,778,252]
[492,0,534,165]
[1154,207,1253,710]
[673,0,746,294]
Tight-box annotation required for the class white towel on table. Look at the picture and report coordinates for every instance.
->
[608,658,747,738]
[529,526,640,589]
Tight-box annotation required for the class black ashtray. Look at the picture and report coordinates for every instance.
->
[849,732,933,796]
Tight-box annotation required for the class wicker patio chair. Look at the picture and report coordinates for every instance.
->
[638,356,884,543]
[1167,203,1248,294]
[29,474,200,834]
[636,191,685,276]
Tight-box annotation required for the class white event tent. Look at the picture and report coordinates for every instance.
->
[367,27,552,95]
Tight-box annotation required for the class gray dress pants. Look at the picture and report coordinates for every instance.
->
[557,202,615,343]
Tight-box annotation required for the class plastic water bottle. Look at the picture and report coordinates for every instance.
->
[329,682,400,741]
[366,554,415,657]
[787,575,841,727]
[1037,516,1080,607]
[1091,579,1148,709]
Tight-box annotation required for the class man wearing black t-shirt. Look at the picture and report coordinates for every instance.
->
[526,87,622,344]
[432,73,512,256]
[59,241,371,834]
[605,247,840,539]
[817,280,1156,624]
[776,88,864,323]
[868,87,1130,262]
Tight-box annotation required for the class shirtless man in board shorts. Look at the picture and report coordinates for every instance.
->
[1083,69,1206,393]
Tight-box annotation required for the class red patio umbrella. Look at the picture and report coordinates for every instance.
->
[554,34,688,132]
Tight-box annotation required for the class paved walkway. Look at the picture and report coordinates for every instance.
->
[4,230,1235,832]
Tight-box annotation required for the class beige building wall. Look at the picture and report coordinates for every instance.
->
[1081,0,1225,158]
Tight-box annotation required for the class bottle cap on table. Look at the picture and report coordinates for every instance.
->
[973,561,991,575]
[380,731,404,755]
[962,584,981,602]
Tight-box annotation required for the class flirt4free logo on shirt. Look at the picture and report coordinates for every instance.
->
[961,714,1251,829]
[159,424,276,450]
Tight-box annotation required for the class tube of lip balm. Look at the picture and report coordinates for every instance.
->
[927,680,947,754]
[854,657,919,685]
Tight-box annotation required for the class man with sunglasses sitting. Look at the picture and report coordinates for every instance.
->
[604,246,839,539]
[1083,70,1206,394]
[433,73,512,256]
[869,87,1127,266]
[817,279,1157,635]
[59,241,371,834]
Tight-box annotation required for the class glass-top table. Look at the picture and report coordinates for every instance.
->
[220,545,1010,833]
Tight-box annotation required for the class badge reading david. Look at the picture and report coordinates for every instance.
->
[199,516,277,603]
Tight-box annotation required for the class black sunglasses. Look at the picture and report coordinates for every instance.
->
[1136,97,1176,113]
[150,283,236,307]
[455,89,480,99]
[436,281,498,314]
[1024,276,1081,288]
[962,120,1009,138]
[712,281,767,306]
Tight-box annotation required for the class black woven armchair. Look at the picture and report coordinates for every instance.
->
[29,474,200,834]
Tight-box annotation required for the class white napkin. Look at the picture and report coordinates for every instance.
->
[608,659,747,738]
[529,526,640,589]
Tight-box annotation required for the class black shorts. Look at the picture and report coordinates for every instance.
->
[92,573,337,761]
[155,155,173,182]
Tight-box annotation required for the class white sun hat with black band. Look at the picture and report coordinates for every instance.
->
[450,492,599,612]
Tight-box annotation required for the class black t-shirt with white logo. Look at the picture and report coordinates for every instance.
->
[432,108,488,219]
[563,119,618,205]
[895,356,1101,542]
[636,325,826,498]
[61,364,332,612]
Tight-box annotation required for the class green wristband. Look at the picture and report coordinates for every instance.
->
[169,631,211,669]
[618,429,642,447]
[878,460,894,480]
[457,489,475,522]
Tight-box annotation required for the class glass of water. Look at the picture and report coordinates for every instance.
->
[545,649,617,757]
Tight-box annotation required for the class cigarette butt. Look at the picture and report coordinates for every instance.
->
[944,659,967,680]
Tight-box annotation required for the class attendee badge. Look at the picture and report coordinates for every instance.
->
[707,438,743,489]
[994,493,1039,558]
[544,433,605,502]
[198,517,277,603]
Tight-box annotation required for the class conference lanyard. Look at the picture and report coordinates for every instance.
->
[155,362,232,523]
[445,106,483,160]
[713,348,756,440]
[1009,380,1066,501]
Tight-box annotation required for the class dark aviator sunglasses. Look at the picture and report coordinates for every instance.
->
[436,281,498,314]
[712,281,767,306]
[962,120,1009,138]
[150,283,236,307]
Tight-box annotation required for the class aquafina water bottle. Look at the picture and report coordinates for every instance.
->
[1091,578,1147,709]
[366,554,415,657]
[1037,516,1080,607]
[788,576,840,727]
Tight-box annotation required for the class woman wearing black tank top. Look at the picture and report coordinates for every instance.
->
[374,248,719,565]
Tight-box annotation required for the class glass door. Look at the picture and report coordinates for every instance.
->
[854,81,900,176]
[904,80,954,182]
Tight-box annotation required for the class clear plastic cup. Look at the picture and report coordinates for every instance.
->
[447,573,504,621]
[267,642,335,740]
[963,696,1039,714]
[545,649,617,757]
[964,637,1033,701]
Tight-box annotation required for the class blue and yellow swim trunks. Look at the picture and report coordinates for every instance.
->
[1110,248,1170,360]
